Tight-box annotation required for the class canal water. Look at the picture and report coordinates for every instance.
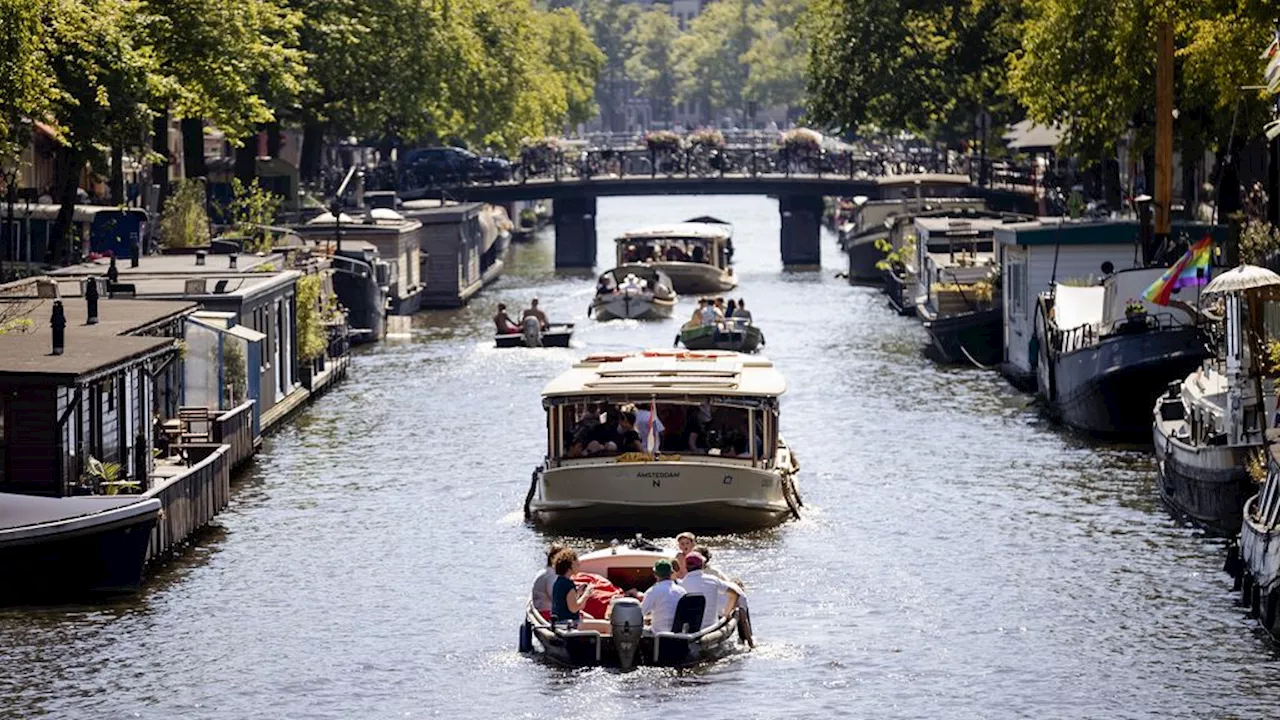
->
[3,195,1279,719]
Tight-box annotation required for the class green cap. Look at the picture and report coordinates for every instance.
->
[653,559,673,578]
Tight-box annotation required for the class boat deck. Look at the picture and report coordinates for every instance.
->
[0,493,149,531]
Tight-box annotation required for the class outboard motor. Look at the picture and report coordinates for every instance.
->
[610,598,644,671]
[522,315,543,347]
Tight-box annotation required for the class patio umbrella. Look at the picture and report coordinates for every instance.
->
[1202,264,1280,295]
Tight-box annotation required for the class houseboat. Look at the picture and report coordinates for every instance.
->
[995,219,1221,392]
[615,220,736,295]
[1153,265,1280,533]
[402,200,491,308]
[524,350,801,532]
[296,208,425,315]
[519,538,742,670]
[591,266,678,321]
[1234,436,1280,637]
[912,215,1005,366]
[843,198,987,284]
[1035,267,1209,439]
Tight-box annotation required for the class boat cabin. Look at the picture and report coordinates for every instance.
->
[296,209,425,315]
[913,215,1003,314]
[616,223,733,269]
[540,352,786,470]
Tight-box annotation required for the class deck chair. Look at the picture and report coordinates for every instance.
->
[178,406,213,443]
[671,593,706,634]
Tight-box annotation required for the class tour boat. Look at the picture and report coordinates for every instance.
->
[524,350,801,532]
[677,319,764,353]
[615,219,736,295]
[495,323,574,348]
[590,266,678,321]
[1034,267,1210,440]
[1152,265,1280,533]
[519,537,744,670]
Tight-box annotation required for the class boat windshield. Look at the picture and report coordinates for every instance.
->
[617,237,726,267]
[546,397,776,462]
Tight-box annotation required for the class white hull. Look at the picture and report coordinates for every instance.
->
[529,450,799,532]
[646,262,736,295]
[592,292,676,321]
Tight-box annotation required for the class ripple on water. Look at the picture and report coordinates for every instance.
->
[2,196,1280,719]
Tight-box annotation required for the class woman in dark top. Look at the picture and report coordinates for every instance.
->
[550,549,592,624]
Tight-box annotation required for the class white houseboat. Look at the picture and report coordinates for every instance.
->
[524,351,801,532]
[615,219,736,295]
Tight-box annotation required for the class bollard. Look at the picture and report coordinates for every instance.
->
[51,300,66,355]
[84,277,99,325]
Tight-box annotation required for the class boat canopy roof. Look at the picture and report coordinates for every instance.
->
[541,350,786,399]
[615,222,732,243]
[598,264,670,285]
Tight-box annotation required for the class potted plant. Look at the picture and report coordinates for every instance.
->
[1124,299,1147,321]
[644,130,683,153]
[687,128,725,149]
[779,127,822,152]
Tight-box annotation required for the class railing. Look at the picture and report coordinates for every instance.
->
[1049,312,1191,355]
[143,443,230,564]
[212,400,257,472]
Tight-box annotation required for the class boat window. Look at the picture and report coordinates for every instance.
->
[553,398,763,460]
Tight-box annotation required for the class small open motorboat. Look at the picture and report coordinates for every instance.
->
[519,537,744,670]
[495,323,574,348]
[591,265,678,321]
[678,319,764,353]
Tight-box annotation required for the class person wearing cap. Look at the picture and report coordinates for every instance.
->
[680,551,738,632]
[637,559,686,633]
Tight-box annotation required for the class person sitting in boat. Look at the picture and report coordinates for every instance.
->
[693,545,754,648]
[522,298,550,330]
[634,559,686,631]
[691,244,706,264]
[666,244,687,261]
[624,244,640,263]
[732,298,752,323]
[596,274,617,295]
[582,408,623,455]
[679,552,739,632]
[634,404,664,454]
[617,409,643,453]
[531,543,567,619]
[494,303,521,334]
[674,531,697,579]
[726,299,737,317]
[679,402,712,452]
[699,299,722,328]
[550,549,594,626]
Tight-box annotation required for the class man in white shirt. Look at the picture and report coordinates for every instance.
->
[678,552,738,631]
[530,543,566,617]
[638,559,686,633]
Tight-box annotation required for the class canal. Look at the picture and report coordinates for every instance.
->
[3,195,1279,718]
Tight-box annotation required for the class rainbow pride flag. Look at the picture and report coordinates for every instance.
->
[1142,235,1213,306]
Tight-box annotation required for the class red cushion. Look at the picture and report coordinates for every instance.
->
[572,571,622,618]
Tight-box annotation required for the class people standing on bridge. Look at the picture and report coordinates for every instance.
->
[522,299,549,330]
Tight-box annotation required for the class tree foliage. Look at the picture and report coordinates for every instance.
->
[626,6,680,123]
[0,0,52,167]
[674,0,760,123]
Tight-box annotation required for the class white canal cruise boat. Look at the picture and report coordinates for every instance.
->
[524,351,801,532]
[615,219,736,295]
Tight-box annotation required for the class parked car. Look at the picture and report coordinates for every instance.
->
[400,146,511,186]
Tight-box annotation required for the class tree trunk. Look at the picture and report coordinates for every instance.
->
[181,117,206,180]
[109,142,124,206]
[266,122,282,158]
[1218,140,1243,222]
[151,110,171,208]
[234,135,257,184]
[50,147,83,265]
[299,121,324,183]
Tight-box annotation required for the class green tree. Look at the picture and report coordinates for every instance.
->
[626,6,681,124]
[536,8,606,128]
[579,0,639,132]
[743,0,809,121]
[44,0,156,263]
[0,0,52,168]
[674,0,760,124]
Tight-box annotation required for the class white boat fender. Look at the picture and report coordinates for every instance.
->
[610,598,644,670]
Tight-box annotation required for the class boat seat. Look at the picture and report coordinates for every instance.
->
[671,593,706,633]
